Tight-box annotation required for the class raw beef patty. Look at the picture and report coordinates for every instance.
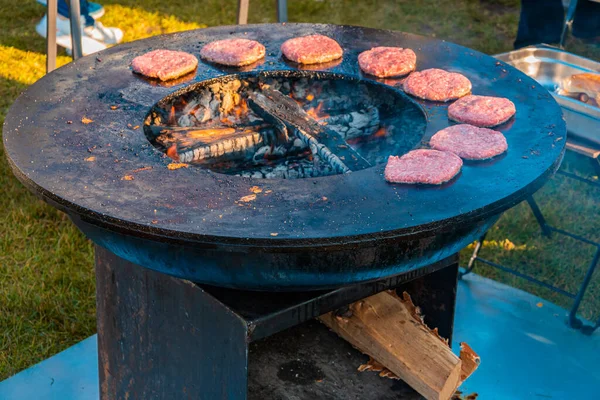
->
[200,38,266,66]
[131,50,198,81]
[448,95,516,127]
[358,47,416,77]
[281,35,343,65]
[403,68,471,101]
[384,149,463,184]
[430,124,508,160]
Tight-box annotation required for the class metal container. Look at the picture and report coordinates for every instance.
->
[495,45,600,145]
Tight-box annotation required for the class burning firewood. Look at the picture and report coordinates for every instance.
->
[149,125,273,164]
[248,92,349,174]
[145,77,392,177]
[249,87,372,172]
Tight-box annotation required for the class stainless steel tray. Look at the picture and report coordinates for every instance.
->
[495,45,600,145]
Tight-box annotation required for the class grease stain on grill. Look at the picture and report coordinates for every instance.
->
[277,360,325,385]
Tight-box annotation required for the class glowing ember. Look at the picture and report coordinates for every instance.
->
[306,93,315,101]
[233,99,249,118]
[306,102,328,120]
[187,128,236,139]
[166,144,179,161]
[373,127,388,138]
[168,106,176,125]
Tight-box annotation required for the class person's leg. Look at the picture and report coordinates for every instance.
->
[572,0,600,39]
[58,0,94,26]
[514,0,565,49]
[38,0,123,55]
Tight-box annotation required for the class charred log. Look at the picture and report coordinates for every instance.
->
[151,126,270,163]
[248,88,372,173]
[260,87,372,171]
[248,92,350,174]
[177,130,265,163]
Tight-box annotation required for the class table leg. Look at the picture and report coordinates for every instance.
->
[237,0,249,25]
[46,0,57,73]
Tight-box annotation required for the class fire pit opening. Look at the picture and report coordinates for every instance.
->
[144,71,426,179]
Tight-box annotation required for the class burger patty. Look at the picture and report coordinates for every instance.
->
[281,35,343,65]
[131,50,198,81]
[358,47,416,78]
[403,68,471,102]
[448,95,516,127]
[429,124,508,160]
[384,149,463,185]
[200,38,266,66]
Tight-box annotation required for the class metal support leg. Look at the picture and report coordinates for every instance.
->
[46,0,57,73]
[560,0,579,48]
[277,0,288,22]
[237,0,249,25]
[95,246,249,399]
[68,0,83,60]
[567,248,600,330]
[396,262,458,342]
[526,195,552,237]
[459,232,488,279]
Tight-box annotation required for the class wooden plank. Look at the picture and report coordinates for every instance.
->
[566,139,600,159]
[320,291,478,400]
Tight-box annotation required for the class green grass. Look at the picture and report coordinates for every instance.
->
[1,0,599,380]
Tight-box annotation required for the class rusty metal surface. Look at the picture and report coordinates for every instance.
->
[3,24,566,288]
[94,247,453,399]
[203,255,458,341]
[396,263,458,342]
[95,246,249,400]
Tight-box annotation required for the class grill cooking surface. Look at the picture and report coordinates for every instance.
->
[4,24,565,246]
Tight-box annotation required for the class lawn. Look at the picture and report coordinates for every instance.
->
[1,0,599,380]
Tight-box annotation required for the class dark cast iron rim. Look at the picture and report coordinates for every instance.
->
[3,23,566,248]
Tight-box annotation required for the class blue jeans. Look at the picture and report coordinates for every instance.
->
[515,0,600,49]
[57,0,94,27]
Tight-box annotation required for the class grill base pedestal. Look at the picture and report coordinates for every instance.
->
[95,246,458,399]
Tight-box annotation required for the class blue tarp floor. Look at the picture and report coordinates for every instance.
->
[1,273,598,399]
